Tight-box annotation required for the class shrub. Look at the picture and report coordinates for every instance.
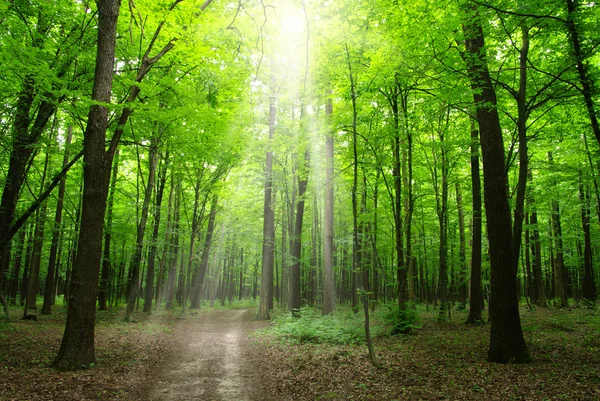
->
[383,305,420,335]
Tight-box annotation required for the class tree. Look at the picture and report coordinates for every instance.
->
[53,0,122,370]
[322,94,335,315]
[462,1,531,363]
[257,85,276,321]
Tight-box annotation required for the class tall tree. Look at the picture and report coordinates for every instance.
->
[257,84,276,320]
[42,127,73,314]
[53,0,122,370]
[322,94,335,315]
[462,2,531,363]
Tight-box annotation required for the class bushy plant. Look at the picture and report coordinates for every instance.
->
[259,308,368,345]
[383,305,420,335]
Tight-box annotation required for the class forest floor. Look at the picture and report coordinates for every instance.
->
[0,301,599,400]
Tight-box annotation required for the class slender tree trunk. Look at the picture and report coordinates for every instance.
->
[143,152,168,312]
[322,96,335,315]
[126,142,158,320]
[579,176,596,302]
[462,3,530,363]
[528,170,547,306]
[25,142,52,317]
[548,152,568,308]
[511,24,530,285]
[166,179,181,309]
[257,84,276,320]
[156,170,174,307]
[565,0,600,147]
[191,194,219,306]
[9,228,27,305]
[290,151,309,316]
[456,183,468,308]
[42,128,73,314]
[99,148,119,311]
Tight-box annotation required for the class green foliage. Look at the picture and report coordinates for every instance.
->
[258,308,370,345]
[382,305,421,335]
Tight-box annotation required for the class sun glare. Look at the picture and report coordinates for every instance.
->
[281,12,305,35]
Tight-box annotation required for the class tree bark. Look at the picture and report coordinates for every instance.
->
[24,138,52,317]
[548,152,569,308]
[322,94,335,315]
[565,0,600,147]
[143,152,168,312]
[190,194,219,307]
[42,128,73,314]
[98,149,119,311]
[126,141,158,320]
[257,85,276,320]
[166,178,181,310]
[579,175,596,302]
[462,2,530,363]
[528,170,547,306]
[290,151,309,316]
[456,182,468,308]
[510,24,530,285]
[53,0,121,370]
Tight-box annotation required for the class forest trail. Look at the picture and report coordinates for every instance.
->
[146,309,267,401]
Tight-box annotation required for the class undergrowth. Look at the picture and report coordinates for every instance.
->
[255,304,420,345]
[258,308,367,345]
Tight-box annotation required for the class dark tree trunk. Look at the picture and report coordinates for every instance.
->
[156,170,174,306]
[166,179,181,309]
[290,151,309,316]
[126,141,158,320]
[579,176,596,302]
[143,152,168,312]
[510,24,530,287]
[565,0,600,147]
[25,145,52,317]
[53,0,122,371]
[528,170,547,307]
[549,152,569,308]
[99,149,119,311]
[42,128,73,314]
[462,3,530,363]
[190,194,218,307]
[456,183,468,308]
[257,87,276,320]
[9,228,27,305]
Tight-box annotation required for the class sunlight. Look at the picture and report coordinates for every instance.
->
[281,12,305,36]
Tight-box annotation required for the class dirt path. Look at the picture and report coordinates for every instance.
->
[145,309,267,401]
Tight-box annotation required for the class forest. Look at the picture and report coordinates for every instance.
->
[0,0,599,400]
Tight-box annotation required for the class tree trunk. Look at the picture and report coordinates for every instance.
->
[528,170,547,306]
[25,142,52,317]
[510,24,530,287]
[462,2,530,363]
[42,127,73,314]
[322,93,335,314]
[53,0,122,370]
[456,182,468,308]
[143,152,168,312]
[548,152,569,308]
[99,148,119,311]
[257,85,276,320]
[156,169,175,307]
[579,176,596,302]
[191,194,219,307]
[166,179,181,310]
[290,151,309,316]
[126,141,158,320]
[9,228,27,305]
[565,0,600,148]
